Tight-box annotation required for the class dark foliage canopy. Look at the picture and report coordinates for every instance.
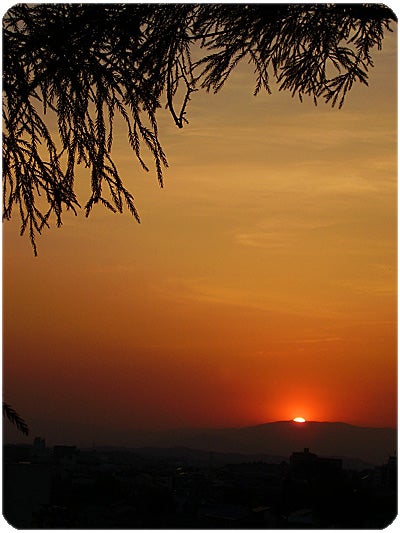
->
[2,3,396,253]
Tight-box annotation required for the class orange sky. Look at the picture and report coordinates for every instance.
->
[3,25,397,445]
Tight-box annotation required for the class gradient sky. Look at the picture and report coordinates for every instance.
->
[3,23,397,446]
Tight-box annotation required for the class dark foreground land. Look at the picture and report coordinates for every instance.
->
[3,442,397,528]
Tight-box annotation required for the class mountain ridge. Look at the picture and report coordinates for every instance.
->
[242,420,395,430]
[128,420,396,465]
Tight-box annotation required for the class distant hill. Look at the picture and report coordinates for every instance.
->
[129,421,396,465]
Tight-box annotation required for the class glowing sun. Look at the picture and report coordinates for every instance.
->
[293,417,306,423]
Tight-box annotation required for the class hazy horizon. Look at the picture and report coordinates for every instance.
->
[4,417,397,451]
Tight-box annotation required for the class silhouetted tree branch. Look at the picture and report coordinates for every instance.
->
[2,3,396,253]
[3,402,29,436]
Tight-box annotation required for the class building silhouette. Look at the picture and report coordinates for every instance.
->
[290,447,342,479]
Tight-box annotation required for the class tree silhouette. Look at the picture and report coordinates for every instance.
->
[2,3,396,254]
[3,402,29,436]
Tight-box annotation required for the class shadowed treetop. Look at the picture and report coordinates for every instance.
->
[2,3,396,254]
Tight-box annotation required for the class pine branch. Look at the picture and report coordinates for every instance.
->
[3,402,29,436]
[2,4,396,254]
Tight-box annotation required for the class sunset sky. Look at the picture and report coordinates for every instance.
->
[3,20,397,446]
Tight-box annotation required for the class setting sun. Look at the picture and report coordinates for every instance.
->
[293,417,306,423]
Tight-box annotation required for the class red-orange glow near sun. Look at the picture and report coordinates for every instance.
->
[293,417,306,423]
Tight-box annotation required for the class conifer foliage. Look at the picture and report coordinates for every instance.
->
[2,4,396,253]
[3,402,29,436]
